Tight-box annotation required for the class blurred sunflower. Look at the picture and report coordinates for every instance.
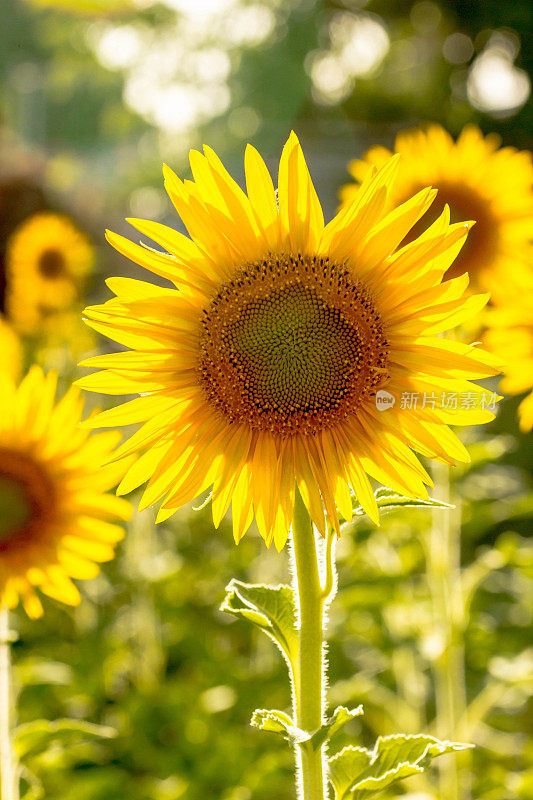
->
[485,267,533,432]
[0,366,131,618]
[340,124,533,289]
[0,316,23,381]
[6,212,94,337]
[78,133,499,550]
[0,177,47,313]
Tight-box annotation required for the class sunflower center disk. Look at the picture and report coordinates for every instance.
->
[0,477,32,540]
[38,247,66,278]
[200,254,390,435]
[404,182,497,281]
[0,449,56,546]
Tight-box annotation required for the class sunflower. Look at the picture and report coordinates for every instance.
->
[484,266,533,432]
[6,212,94,337]
[0,315,23,381]
[340,124,533,290]
[77,132,500,550]
[0,366,131,618]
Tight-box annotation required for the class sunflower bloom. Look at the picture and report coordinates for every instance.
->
[0,366,131,618]
[78,133,500,550]
[6,212,94,336]
[340,124,533,289]
[485,267,533,432]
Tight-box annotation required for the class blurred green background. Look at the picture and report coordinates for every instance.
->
[1,0,532,798]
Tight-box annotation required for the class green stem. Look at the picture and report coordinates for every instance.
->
[290,490,330,800]
[123,509,165,692]
[0,606,18,800]
[428,462,469,800]
[320,529,336,602]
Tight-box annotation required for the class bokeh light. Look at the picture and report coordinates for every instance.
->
[467,31,530,116]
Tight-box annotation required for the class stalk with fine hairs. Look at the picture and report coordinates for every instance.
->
[0,606,19,800]
[290,490,336,800]
[428,462,469,800]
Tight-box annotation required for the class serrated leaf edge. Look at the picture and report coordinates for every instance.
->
[329,735,474,799]
[251,709,309,744]
[220,579,297,664]
[310,705,364,750]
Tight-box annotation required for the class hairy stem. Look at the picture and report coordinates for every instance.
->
[428,462,469,800]
[0,606,18,800]
[290,490,329,800]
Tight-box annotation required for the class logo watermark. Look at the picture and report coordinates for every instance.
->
[375,390,498,412]
[375,390,396,411]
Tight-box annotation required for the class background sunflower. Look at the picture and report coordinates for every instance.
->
[340,124,533,290]
[6,211,94,337]
[485,266,533,431]
[0,366,131,618]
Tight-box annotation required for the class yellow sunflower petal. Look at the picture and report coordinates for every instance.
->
[245,144,280,251]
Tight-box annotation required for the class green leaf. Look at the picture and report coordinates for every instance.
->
[251,705,364,749]
[346,487,454,523]
[329,733,473,799]
[251,709,308,743]
[251,708,293,735]
[19,765,45,800]
[14,719,117,760]
[310,706,364,750]
[329,746,375,799]
[220,580,298,665]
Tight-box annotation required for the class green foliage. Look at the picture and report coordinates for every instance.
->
[221,580,298,667]
[251,708,305,742]
[15,718,116,800]
[310,706,364,751]
[15,718,116,759]
[250,705,363,749]
[25,0,133,12]
[348,488,454,523]
[329,734,472,799]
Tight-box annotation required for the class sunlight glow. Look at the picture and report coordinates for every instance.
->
[87,0,279,136]
[467,32,530,116]
[310,53,354,105]
[330,12,390,77]
[308,11,389,105]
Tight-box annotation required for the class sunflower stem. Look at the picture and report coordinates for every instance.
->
[320,529,336,602]
[428,463,469,800]
[290,490,329,800]
[0,606,18,800]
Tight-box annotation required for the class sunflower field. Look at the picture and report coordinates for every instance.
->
[0,1,532,800]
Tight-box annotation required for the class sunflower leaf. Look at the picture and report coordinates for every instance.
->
[329,733,473,799]
[349,487,454,520]
[19,765,44,800]
[14,718,117,760]
[251,709,308,743]
[251,705,364,750]
[310,706,364,750]
[220,580,298,666]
